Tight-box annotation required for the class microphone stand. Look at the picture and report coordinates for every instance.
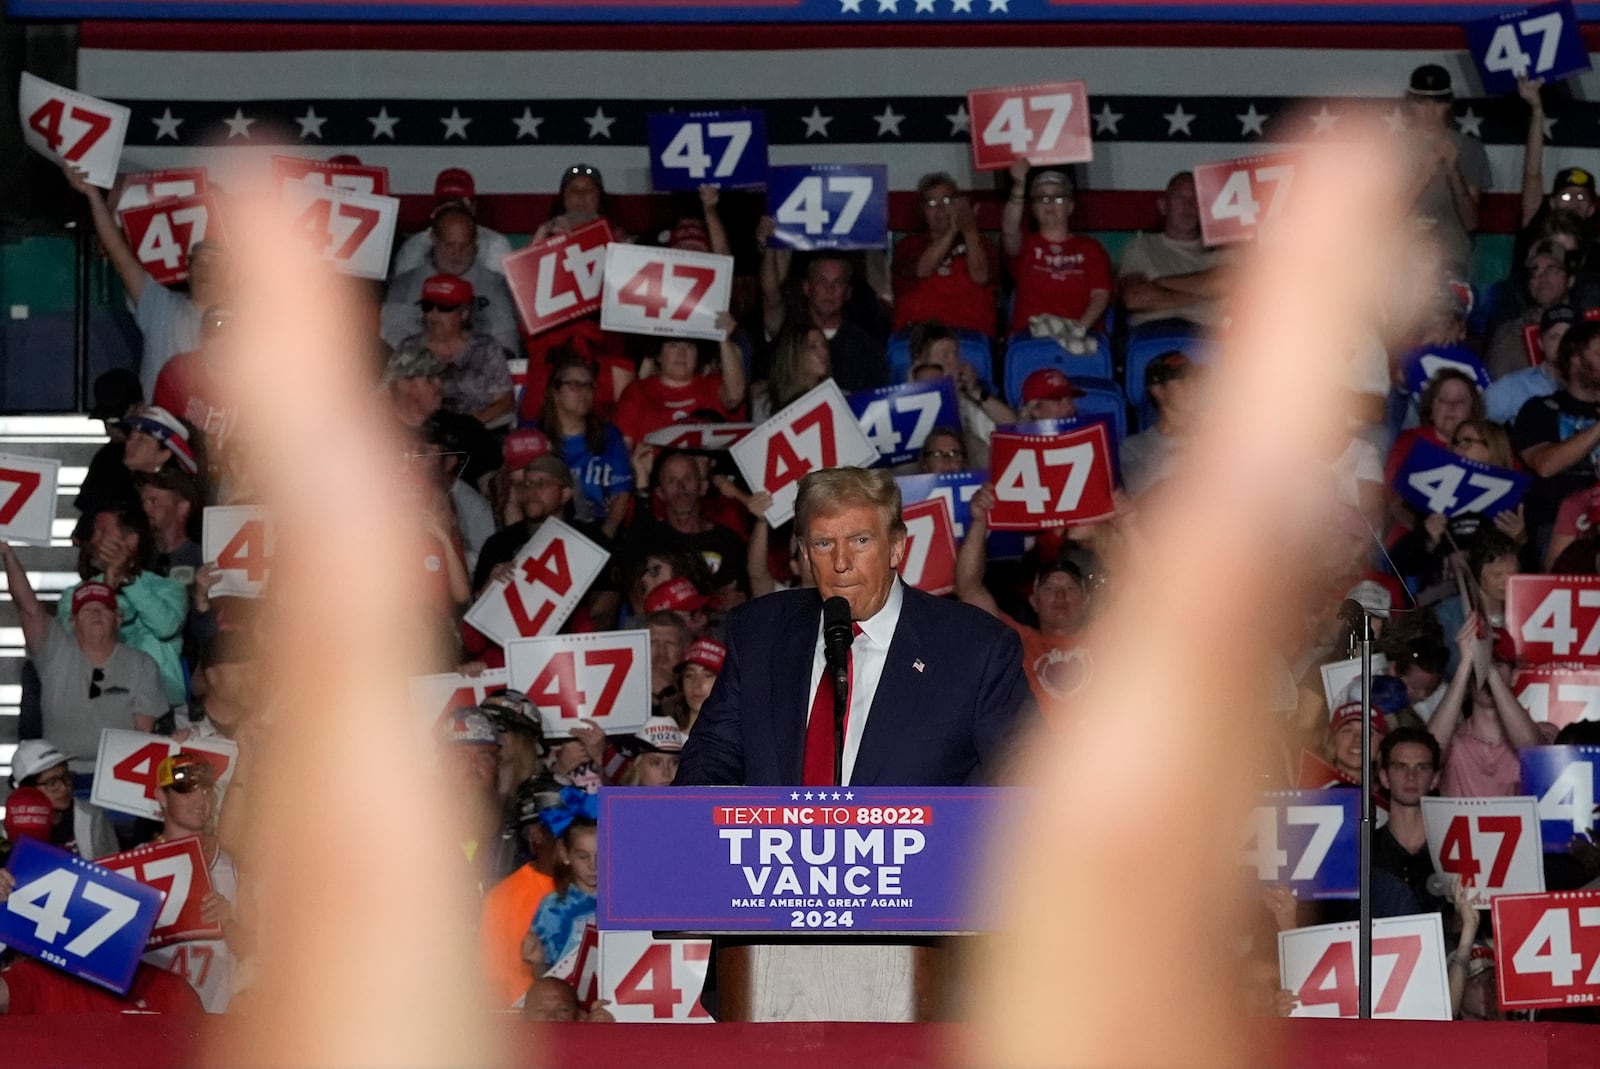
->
[831,663,848,787]
[1343,601,1377,1020]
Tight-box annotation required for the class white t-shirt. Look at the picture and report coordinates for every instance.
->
[392,226,514,278]
[142,844,239,1013]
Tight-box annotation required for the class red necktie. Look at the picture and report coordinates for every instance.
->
[802,624,861,787]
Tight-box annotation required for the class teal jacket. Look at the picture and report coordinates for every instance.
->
[57,571,187,706]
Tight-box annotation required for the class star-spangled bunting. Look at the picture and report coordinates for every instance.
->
[107,95,1594,148]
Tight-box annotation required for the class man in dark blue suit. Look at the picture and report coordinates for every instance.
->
[676,466,1031,787]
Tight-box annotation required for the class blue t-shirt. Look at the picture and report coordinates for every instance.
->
[548,424,634,524]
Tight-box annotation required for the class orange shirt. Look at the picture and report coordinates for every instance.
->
[479,863,557,1006]
[1002,612,1090,708]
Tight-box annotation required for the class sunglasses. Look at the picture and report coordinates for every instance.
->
[420,302,463,314]
[89,667,104,700]
[164,764,216,793]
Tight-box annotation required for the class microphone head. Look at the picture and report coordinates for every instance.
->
[1338,598,1367,630]
[822,596,853,633]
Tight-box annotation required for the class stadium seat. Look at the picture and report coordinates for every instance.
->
[1003,334,1113,408]
[1124,331,1212,412]
[1070,376,1128,445]
[886,329,913,382]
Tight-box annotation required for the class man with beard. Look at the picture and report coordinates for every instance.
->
[383,206,522,355]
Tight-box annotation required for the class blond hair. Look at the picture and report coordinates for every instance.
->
[795,467,905,540]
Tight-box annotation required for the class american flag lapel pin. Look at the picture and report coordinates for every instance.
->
[913,658,925,673]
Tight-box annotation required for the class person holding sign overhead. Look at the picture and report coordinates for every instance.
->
[1402,64,1489,273]
[675,467,1030,787]
[61,164,228,397]
[1000,160,1112,337]
[612,316,746,447]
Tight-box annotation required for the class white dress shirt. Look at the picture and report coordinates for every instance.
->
[806,579,905,785]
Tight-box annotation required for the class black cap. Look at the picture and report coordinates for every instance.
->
[1408,64,1454,98]
[89,368,143,421]
[1553,167,1595,194]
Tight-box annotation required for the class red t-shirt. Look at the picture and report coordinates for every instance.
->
[2,958,205,1015]
[612,374,733,445]
[892,232,998,336]
[152,350,235,448]
[518,318,631,425]
[1006,232,1112,334]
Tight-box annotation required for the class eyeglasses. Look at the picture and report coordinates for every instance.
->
[1033,195,1068,205]
[557,379,595,391]
[923,448,966,460]
[923,195,954,208]
[34,772,72,790]
[88,667,104,700]
[566,165,599,178]
[420,302,463,314]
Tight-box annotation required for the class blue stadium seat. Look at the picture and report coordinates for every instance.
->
[887,327,994,388]
[1070,376,1127,445]
[1003,334,1113,408]
[1124,331,1212,412]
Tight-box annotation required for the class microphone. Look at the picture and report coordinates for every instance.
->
[1337,598,1368,632]
[823,596,854,685]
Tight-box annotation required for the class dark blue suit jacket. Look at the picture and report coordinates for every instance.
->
[675,584,1032,786]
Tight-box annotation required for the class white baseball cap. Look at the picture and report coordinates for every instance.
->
[12,739,69,784]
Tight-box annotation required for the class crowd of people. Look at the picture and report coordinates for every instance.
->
[6,57,1600,1023]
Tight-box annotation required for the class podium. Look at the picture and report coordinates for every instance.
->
[598,786,998,1022]
[715,938,948,1021]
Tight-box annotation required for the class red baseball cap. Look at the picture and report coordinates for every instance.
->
[645,577,714,615]
[420,274,473,308]
[680,637,726,674]
[3,787,53,843]
[1021,368,1087,405]
[502,428,554,471]
[434,167,476,204]
[71,582,118,616]
[1330,701,1388,737]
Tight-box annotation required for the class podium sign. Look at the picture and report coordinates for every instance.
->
[598,786,1001,934]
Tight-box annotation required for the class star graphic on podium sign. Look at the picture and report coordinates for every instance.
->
[844,791,855,800]
[877,0,897,11]
[839,0,863,10]
[988,0,1008,10]
[791,791,801,800]
[151,107,183,141]
[804,791,815,800]
[914,0,936,11]
[952,0,973,10]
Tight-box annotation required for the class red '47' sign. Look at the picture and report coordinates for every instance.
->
[598,931,712,1023]
[986,421,1116,531]
[1192,152,1298,246]
[1513,665,1600,728]
[463,518,610,647]
[0,454,59,546]
[101,837,218,949]
[19,72,129,189]
[506,629,650,737]
[119,194,223,287]
[600,243,734,343]
[1421,796,1544,907]
[202,506,274,599]
[282,182,398,281]
[898,497,957,596]
[113,168,207,213]
[90,730,239,821]
[1493,890,1600,1010]
[1507,574,1600,666]
[729,379,879,528]
[966,81,1092,170]
[503,219,612,337]
[272,155,390,196]
[1278,913,1451,1019]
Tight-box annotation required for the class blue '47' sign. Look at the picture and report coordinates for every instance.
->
[1392,437,1529,519]
[1521,745,1600,853]
[848,379,960,467]
[646,110,768,193]
[766,164,888,251]
[1242,789,1359,899]
[0,838,164,995]
[1465,1,1590,97]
